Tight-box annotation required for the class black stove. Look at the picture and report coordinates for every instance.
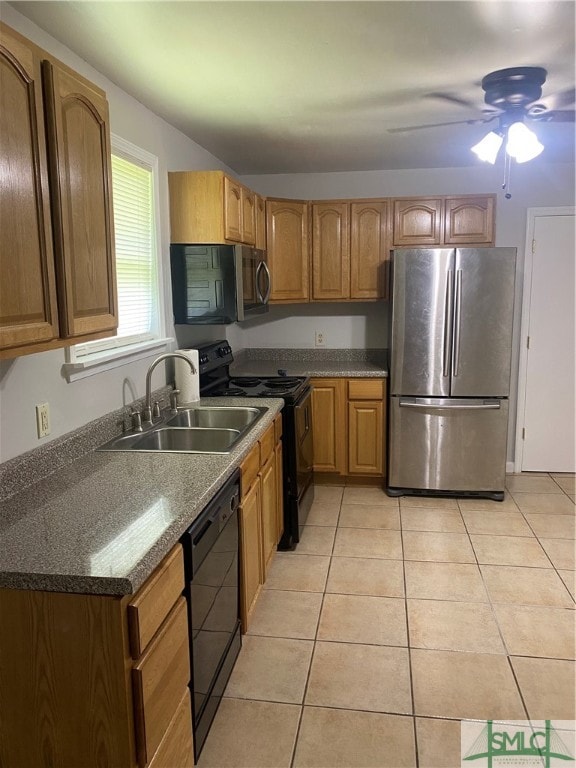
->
[197,341,309,404]
[191,340,314,550]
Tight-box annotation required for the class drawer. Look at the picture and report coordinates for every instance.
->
[148,688,194,768]
[348,379,384,400]
[241,442,260,497]
[128,544,185,658]
[259,423,275,464]
[274,413,283,443]
[133,597,191,766]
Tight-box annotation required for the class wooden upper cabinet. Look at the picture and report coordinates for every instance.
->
[350,200,389,300]
[266,198,310,302]
[169,170,256,245]
[0,25,59,352]
[0,22,118,359]
[43,60,117,338]
[393,198,443,246]
[444,195,495,245]
[223,175,243,242]
[312,202,350,300]
[241,186,256,246]
[255,194,266,251]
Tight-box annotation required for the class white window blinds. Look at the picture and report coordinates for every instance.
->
[73,144,161,357]
[111,153,156,342]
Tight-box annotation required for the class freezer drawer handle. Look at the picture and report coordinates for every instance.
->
[442,270,454,378]
[399,399,501,410]
[452,270,463,377]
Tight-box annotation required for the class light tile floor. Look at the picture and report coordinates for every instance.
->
[198,474,575,768]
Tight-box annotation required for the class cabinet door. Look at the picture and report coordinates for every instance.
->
[312,203,350,300]
[348,399,384,475]
[43,60,117,338]
[223,175,243,242]
[241,187,256,245]
[132,598,191,767]
[148,688,194,768]
[350,200,389,300]
[0,26,59,352]
[266,199,310,302]
[275,441,284,545]
[393,198,443,246]
[255,193,267,250]
[239,480,262,632]
[444,196,495,245]
[260,454,277,577]
[311,378,346,473]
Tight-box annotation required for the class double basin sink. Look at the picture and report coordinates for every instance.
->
[98,406,266,454]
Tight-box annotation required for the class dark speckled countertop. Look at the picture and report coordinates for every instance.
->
[0,397,282,596]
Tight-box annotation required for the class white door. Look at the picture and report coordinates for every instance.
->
[518,210,575,472]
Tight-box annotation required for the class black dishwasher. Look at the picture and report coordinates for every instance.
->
[181,470,241,760]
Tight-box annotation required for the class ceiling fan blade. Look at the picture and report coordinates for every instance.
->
[533,110,575,123]
[387,116,494,134]
[537,87,575,112]
[425,91,480,110]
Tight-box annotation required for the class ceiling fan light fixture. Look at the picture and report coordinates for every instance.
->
[471,131,504,164]
[505,121,544,163]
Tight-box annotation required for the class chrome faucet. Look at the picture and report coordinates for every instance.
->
[143,353,196,424]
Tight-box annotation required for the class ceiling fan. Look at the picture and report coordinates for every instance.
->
[388,67,575,135]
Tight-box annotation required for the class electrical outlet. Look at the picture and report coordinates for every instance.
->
[36,403,51,438]
[315,331,326,347]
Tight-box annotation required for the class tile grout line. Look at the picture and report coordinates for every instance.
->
[288,486,344,768]
[397,497,421,768]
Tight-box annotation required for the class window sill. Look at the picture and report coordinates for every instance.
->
[62,337,174,382]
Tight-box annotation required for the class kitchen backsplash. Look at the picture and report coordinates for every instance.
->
[237,348,388,363]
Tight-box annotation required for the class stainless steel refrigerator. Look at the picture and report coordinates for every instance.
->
[387,247,516,501]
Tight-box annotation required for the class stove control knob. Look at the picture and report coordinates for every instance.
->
[218,345,231,357]
[199,354,209,365]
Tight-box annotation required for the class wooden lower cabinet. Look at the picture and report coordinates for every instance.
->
[311,377,386,480]
[0,544,194,767]
[238,476,263,629]
[149,689,194,768]
[310,378,346,473]
[260,453,278,574]
[238,416,283,632]
[348,399,384,475]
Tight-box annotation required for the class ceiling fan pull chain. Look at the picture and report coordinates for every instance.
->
[501,152,513,199]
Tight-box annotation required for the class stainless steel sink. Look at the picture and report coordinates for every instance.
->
[132,427,241,453]
[166,406,263,430]
[97,406,266,454]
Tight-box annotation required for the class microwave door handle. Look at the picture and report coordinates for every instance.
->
[235,247,245,321]
[255,261,264,303]
[261,261,271,304]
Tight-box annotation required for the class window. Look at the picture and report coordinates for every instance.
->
[64,136,171,380]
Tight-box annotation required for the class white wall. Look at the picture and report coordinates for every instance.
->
[0,4,236,462]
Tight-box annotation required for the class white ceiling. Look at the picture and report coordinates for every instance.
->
[10,0,576,174]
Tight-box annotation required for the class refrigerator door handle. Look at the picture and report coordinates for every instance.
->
[399,398,501,410]
[442,270,454,378]
[452,269,463,377]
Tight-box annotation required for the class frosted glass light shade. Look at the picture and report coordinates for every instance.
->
[471,131,503,164]
[506,121,544,163]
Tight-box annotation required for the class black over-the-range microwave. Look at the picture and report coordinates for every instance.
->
[170,243,270,324]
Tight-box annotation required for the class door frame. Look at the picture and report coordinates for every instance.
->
[514,206,575,473]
